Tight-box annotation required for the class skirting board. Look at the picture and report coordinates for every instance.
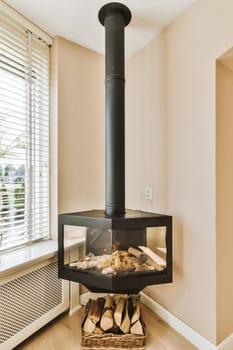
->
[140,292,233,350]
[80,292,233,350]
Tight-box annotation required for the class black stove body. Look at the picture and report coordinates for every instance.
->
[58,3,172,294]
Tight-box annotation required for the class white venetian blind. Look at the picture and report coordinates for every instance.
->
[0,10,50,251]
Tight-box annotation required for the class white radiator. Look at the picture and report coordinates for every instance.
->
[0,258,69,349]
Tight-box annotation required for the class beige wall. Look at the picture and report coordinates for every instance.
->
[127,0,233,344]
[216,58,233,343]
[52,37,105,214]
[126,33,167,214]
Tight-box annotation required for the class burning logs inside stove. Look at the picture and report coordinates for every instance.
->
[81,295,146,349]
[70,246,166,275]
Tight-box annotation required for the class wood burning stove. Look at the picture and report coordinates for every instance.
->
[58,2,172,294]
[58,209,172,294]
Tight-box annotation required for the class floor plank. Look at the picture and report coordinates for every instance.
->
[15,305,197,350]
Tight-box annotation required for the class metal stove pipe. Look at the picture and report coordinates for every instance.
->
[98,3,131,217]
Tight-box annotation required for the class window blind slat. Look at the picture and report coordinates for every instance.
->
[1,119,49,133]
[0,28,27,48]
[0,10,50,252]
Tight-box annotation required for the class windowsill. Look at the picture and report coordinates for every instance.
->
[0,237,84,277]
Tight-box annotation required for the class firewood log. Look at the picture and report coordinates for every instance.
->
[114,297,125,326]
[94,326,103,335]
[113,294,125,305]
[100,295,115,331]
[100,308,114,331]
[139,246,167,269]
[154,247,167,260]
[129,246,163,271]
[133,261,155,271]
[130,320,144,335]
[83,299,97,333]
[131,295,139,309]
[70,260,100,269]
[83,318,95,333]
[70,254,112,270]
[128,247,147,263]
[120,300,130,334]
[89,297,105,324]
[70,259,101,269]
[131,300,141,324]
[127,296,134,319]
[104,295,113,309]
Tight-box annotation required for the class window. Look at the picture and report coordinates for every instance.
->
[0,10,50,251]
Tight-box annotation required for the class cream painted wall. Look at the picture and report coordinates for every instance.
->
[52,37,105,214]
[216,59,233,343]
[125,33,167,214]
[127,0,233,344]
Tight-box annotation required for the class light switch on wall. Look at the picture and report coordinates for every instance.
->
[145,187,153,200]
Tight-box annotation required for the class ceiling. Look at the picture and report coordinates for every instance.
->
[4,0,196,57]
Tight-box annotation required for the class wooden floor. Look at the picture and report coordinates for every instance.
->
[15,305,197,350]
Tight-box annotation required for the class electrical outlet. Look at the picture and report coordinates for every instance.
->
[145,187,153,200]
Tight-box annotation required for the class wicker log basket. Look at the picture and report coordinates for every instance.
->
[81,295,146,349]
[81,332,146,349]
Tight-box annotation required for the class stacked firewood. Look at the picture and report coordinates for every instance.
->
[82,295,145,336]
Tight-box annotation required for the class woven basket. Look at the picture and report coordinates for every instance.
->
[81,332,146,349]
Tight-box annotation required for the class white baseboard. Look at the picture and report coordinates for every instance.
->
[140,292,233,350]
[217,333,233,350]
[69,304,82,316]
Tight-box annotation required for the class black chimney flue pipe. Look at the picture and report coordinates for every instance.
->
[99,3,131,217]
